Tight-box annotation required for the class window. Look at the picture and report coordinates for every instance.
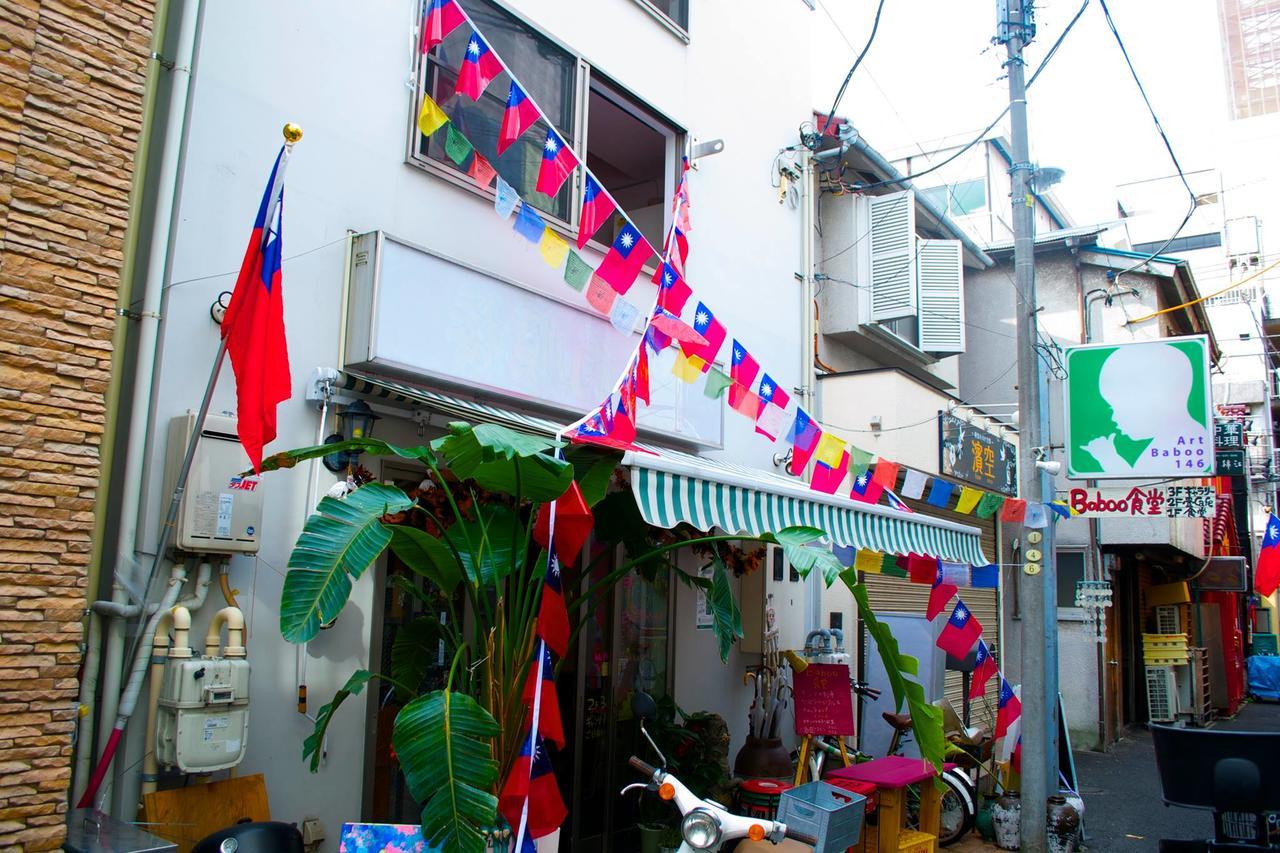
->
[412,0,682,250]
[1057,551,1087,609]
[920,179,987,217]
[634,0,688,33]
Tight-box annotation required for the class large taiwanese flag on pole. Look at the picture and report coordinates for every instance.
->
[221,145,294,472]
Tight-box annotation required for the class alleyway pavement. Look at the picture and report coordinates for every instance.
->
[1073,700,1280,850]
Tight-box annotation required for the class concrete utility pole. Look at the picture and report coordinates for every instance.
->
[999,1,1057,849]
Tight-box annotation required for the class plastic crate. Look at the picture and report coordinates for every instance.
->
[1146,665,1177,723]
[1155,605,1182,635]
[1254,633,1279,656]
[777,780,865,852]
[1144,651,1191,665]
[898,829,937,853]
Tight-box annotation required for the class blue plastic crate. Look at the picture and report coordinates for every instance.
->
[776,780,865,853]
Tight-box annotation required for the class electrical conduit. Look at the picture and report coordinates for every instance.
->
[141,606,190,797]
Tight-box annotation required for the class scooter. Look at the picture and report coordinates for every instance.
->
[621,691,827,852]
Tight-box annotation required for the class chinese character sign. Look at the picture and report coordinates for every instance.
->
[939,413,1017,495]
[1064,337,1214,479]
[1063,485,1215,518]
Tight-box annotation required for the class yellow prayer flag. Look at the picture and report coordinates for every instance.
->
[855,549,883,574]
[671,352,704,383]
[955,487,982,514]
[814,432,846,468]
[539,229,569,269]
[417,94,449,137]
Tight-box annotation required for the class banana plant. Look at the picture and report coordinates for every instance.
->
[258,421,942,852]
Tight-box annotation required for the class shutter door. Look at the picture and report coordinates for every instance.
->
[917,238,966,354]
[861,490,1001,728]
[868,190,917,321]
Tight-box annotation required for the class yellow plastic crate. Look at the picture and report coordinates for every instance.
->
[1144,653,1190,665]
[1143,633,1189,645]
[898,829,937,853]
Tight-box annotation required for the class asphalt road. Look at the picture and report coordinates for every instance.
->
[1073,700,1280,850]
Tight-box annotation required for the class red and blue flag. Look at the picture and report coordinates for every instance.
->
[937,600,983,659]
[680,302,725,368]
[421,0,465,52]
[850,468,884,504]
[522,642,565,748]
[729,341,759,409]
[499,734,568,842]
[995,676,1021,740]
[537,553,570,658]
[655,262,692,316]
[222,147,292,473]
[595,223,653,294]
[577,175,615,248]
[785,407,822,473]
[1256,513,1280,596]
[970,639,997,700]
[811,449,849,495]
[498,81,541,155]
[455,32,503,100]
[884,489,914,514]
[926,561,958,620]
[536,128,578,197]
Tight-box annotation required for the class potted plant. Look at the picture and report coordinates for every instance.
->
[257,422,942,852]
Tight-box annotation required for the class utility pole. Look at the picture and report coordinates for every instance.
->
[998,1,1057,849]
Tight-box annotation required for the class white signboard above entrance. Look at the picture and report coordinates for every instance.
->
[1060,484,1215,519]
[1063,337,1214,479]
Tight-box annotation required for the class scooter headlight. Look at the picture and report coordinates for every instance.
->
[681,809,722,849]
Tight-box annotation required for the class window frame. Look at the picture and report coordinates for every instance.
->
[1055,549,1089,615]
[630,0,690,43]
[405,0,686,257]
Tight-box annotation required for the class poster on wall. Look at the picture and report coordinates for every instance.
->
[1063,336,1214,479]
[1059,484,1216,518]
[939,413,1018,495]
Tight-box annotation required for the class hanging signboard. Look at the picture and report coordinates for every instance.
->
[1216,449,1246,477]
[1215,419,1246,449]
[939,413,1018,495]
[1060,484,1216,519]
[1064,337,1214,479]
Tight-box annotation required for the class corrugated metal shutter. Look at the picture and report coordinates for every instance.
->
[861,489,1001,726]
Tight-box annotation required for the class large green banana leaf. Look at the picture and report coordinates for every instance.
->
[435,422,571,501]
[281,483,412,642]
[707,554,743,663]
[443,503,526,586]
[389,524,463,593]
[304,669,375,772]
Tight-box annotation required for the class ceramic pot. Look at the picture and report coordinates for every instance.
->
[733,735,793,778]
[991,790,1021,850]
[975,795,997,841]
[1046,795,1081,853]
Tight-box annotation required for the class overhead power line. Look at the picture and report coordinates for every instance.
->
[817,0,888,149]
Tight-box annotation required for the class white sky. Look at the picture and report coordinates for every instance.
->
[809,0,1230,226]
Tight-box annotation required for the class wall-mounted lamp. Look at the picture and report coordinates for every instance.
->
[322,399,380,473]
[1031,445,1061,476]
[869,415,883,432]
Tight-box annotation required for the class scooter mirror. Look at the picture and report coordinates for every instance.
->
[631,690,658,721]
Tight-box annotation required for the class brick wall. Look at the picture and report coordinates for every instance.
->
[0,1,153,848]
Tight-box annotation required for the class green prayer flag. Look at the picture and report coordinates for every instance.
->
[975,492,1005,519]
[849,446,874,470]
[704,368,732,399]
[880,553,908,578]
[564,250,592,291]
[445,123,474,167]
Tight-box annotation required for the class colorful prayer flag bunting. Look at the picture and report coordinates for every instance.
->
[595,224,653,294]
[456,32,503,100]
[610,297,640,334]
[975,492,1005,519]
[494,175,519,219]
[444,122,474,166]
[901,468,928,500]
[416,93,449,137]
[513,201,546,243]
[585,274,617,315]
[498,81,541,155]
[671,351,703,383]
[468,152,496,188]
[814,432,845,468]
[786,408,822,472]
[926,479,954,509]
[539,229,569,269]
[855,549,883,574]
[577,175,615,249]
[563,250,592,291]
[704,368,731,399]
[536,128,578,197]
[872,459,899,489]
[955,487,982,514]
[999,497,1026,523]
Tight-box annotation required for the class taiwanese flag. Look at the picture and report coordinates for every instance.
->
[421,0,465,53]
[995,676,1022,741]
[455,32,503,100]
[970,640,997,700]
[537,553,570,658]
[936,600,983,659]
[729,342,759,409]
[222,147,292,473]
[577,175,616,248]
[499,734,568,841]
[1256,513,1280,596]
[522,642,565,748]
[786,408,822,473]
[680,302,726,369]
[498,81,541,155]
[850,468,884,504]
[811,450,849,494]
[755,374,790,438]
[655,263,692,316]
[634,346,650,405]
[536,128,578,197]
[926,562,959,620]
[884,489,914,513]
[533,481,593,568]
[595,224,653,294]
[665,225,690,275]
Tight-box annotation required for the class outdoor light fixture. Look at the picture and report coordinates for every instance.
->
[322,399,380,473]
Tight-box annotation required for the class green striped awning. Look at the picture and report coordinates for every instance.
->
[626,448,989,566]
[337,371,987,565]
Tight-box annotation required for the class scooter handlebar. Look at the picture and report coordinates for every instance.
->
[629,756,659,778]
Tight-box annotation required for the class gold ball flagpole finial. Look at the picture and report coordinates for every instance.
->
[283,123,303,144]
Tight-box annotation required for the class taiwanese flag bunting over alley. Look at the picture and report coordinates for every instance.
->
[499,734,568,842]
[455,32,504,100]
[523,642,565,748]
[811,449,849,495]
[536,128,578,197]
[786,408,822,472]
[656,262,692,316]
[995,677,1023,762]
[1256,513,1280,596]
[595,223,654,294]
[421,0,465,52]
[755,373,789,439]
[729,341,759,409]
[498,81,541,155]
[221,146,292,473]
[537,552,570,659]
[936,599,983,659]
[970,639,997,700]
[577,175,616,248]
[681,302,726,369]
[533,481,593,567]
[926,561,959,620]
[850,468,884,504]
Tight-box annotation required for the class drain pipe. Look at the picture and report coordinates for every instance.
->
[141,606,190,798]
[72,612,103,805]
[91,0,202,816]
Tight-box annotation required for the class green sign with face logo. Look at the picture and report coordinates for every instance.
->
[1063,336,1214,479]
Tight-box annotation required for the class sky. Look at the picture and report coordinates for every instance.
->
[809,0,1230,227]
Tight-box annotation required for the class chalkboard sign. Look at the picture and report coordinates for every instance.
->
[793,663,854,736]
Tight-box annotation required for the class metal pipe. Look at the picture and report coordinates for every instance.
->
[72,611,103,804]
[141,607,181,798]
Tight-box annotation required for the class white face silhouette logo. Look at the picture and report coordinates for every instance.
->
[1098,343,1195,439]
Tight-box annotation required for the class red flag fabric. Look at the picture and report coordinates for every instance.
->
[926,562,959,620]
[533,481,593,567]
[995,676,1022,740]
[537,554,569,658]
[577,175,616,248]
[850,468,884,504]
[634,347,650,406]
[970,640,997,700]
[595,223,654,294]
[811,450,850,494]
[222,148,292,472]
[499,734,568,841]
[421,0,465,52]
[906,554,939,585]
[455,32,503,100]
[655,262,692,316]
[936,600,983,659]
[729,341,759,410]
[1000,498,1028,524]
[535,128,578,197]
[522,644,565,748]
[498,81,541,155]
[1256,513,1280,596]
[680,302,726,368]
[872,459,900,489]
[755,374,790,437]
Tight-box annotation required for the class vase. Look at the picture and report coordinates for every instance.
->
[975,795,997,841]
[991,790,1021,850]
[733,735,793,778]
[1046,795,1081,853]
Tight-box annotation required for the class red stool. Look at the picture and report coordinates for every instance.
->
[826,776,878,815]
[738,778,793,821]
